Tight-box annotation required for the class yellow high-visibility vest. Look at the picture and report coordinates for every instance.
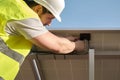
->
[0,0,39,80]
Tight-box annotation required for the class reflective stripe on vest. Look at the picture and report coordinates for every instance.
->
[0,77,4,80]
[0,38,24,65]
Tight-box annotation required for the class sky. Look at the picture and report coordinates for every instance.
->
[47,0,120,30]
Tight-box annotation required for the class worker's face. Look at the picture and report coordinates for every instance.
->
[39,13,55,26]
[32,5,55,26]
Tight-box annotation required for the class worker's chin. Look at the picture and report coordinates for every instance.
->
[43,24,47,26]
[44,24,49,26]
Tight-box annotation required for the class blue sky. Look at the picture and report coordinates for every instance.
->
[47,0,120,30]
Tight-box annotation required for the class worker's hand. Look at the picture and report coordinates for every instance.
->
[75,40,85,51]
[74,40,88,54]
[65,36,79,41]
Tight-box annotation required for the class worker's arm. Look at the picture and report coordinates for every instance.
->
[6,18,85,54]
[30,31,77,54]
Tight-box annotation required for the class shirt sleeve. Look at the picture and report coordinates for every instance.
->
[6,18,48,39]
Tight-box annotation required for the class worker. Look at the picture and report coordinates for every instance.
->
[0,0,87,80]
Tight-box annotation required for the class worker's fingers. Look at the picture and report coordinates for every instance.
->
[75,40,85,51]
[65,36,79,41]
[74,40,89,54]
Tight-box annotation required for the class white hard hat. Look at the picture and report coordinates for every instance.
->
[34,0,65,22]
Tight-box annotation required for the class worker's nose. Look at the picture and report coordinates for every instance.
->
[47,21,52,26]
[47,24,51,26]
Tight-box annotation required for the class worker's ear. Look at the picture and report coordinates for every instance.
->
[32,5,43,14]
